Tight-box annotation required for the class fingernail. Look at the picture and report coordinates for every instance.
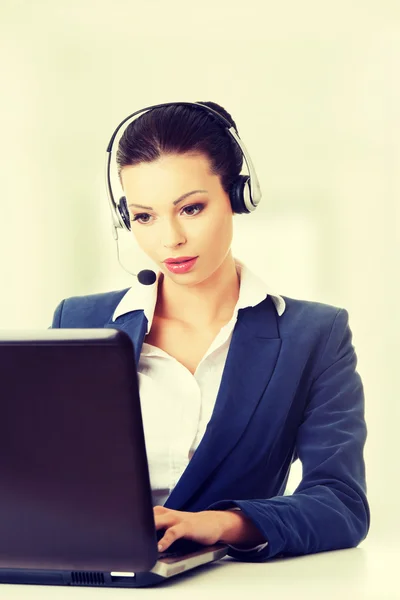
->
[158,543,163,551]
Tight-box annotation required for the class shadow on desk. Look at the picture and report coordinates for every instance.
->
[151,546,368,588]
[150,559,231,588]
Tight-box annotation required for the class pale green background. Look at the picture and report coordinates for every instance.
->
[1,0,399,553]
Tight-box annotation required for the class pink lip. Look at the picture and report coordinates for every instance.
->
[164,256,197,264]
[164,257,198,274]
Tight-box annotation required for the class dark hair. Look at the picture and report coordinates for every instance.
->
[116,101,243,194]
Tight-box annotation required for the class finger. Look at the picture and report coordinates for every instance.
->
[153,506,180,517]
[154,513,179,531]
[158,524,186,552]
[153,505,169,515]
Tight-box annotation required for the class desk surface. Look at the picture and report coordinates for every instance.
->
[1,536,397,600]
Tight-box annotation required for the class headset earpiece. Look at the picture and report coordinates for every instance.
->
[118,196,131,231]
[230,175,251,214]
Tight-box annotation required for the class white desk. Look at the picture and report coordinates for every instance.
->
[1,537,397,600]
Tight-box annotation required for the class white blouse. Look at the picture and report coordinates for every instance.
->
[112,259,285,507]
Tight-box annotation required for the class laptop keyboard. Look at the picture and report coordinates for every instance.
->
[157,532,206,559]
[158,549,187,559]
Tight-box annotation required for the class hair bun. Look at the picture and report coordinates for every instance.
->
[195,101,238,132]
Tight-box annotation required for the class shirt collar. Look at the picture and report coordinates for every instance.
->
[112,258,286,332]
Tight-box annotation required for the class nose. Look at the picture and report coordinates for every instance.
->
[161,217,186,249]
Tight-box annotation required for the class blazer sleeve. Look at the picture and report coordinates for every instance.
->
[50,300,65,328]
[208,308,370,560]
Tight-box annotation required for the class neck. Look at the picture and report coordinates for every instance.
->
[156,252,240,328]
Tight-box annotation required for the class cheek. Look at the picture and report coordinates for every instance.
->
[130,228,155,255]
[201,211,233,247]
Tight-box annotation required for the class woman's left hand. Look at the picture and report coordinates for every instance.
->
[153,505,265,551]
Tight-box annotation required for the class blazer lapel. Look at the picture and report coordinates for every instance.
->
[165,296,282,510]
[104,310,147,366]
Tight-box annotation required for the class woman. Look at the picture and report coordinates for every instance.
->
[51,101,370,560]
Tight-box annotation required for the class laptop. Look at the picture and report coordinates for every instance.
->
[0,329,228,587]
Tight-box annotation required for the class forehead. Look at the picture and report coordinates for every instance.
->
[120,153,219,201]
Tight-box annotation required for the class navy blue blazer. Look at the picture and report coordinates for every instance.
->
[51,289,370,561]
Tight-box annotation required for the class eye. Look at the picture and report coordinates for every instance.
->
[181,203,204,216]
[131,213,152,225]
[130,203,205,225]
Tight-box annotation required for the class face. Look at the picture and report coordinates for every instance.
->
[120,152,234,287]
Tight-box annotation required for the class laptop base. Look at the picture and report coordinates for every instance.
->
[0,545,228,588]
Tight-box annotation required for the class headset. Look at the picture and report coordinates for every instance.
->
[105,101,262,241]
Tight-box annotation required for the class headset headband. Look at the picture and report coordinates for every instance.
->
[105,102,261,236]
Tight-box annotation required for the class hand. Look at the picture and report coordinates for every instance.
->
[153,506,266,552]
[154,506,226,551]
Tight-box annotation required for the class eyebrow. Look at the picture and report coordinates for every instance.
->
[128,189,208,210]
